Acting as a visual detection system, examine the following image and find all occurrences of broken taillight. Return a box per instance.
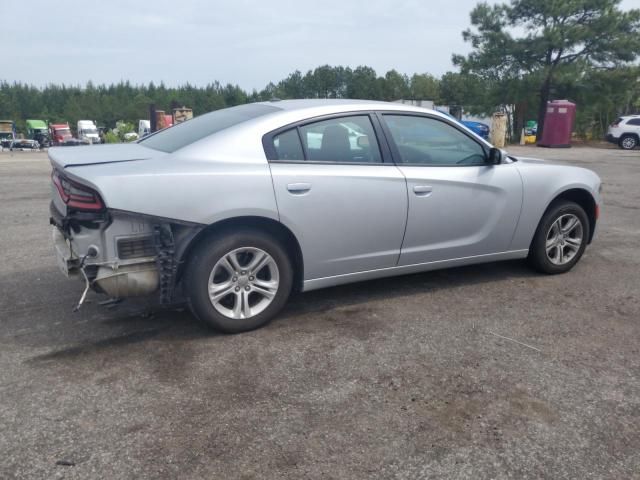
[52,170,105,211]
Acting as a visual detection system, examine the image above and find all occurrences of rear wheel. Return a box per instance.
[527,200,590,274]
[185,229,293,333]
[619,134,638,150]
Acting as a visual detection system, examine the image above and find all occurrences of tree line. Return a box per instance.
[1,0,638,140]
[0,68,441,134]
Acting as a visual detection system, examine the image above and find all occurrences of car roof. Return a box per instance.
[166,99,495,155]
[256,98,449,117]
[264,99,388,110]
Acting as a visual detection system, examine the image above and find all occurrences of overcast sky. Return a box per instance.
[3,0,638,91]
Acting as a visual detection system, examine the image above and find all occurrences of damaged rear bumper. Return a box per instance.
[52,227,77,277]
[50,202,200,305]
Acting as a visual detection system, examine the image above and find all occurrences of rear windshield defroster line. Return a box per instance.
[139,103,281,153]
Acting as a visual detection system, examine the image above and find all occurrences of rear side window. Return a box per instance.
[627,118,640,126]
[299,115,382,163]
[140,103,280,153]
[268,115,383,163]
[273,129,304,160]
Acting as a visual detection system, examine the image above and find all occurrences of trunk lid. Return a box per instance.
[49,143,163,169]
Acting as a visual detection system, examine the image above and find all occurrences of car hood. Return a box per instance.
[511,155,599,183]
[49,143,163,169]
[510,156,548,165]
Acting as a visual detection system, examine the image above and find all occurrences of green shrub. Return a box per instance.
[104,131,120,143]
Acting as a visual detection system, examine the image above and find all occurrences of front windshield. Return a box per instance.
[57,128,71,137]
[139,103,280,153]
[82,128,98,135]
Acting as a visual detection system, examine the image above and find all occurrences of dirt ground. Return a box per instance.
[0,145,639,479]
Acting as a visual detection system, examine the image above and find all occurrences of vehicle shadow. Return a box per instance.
[25,259,540,363]
[280,259,538,320]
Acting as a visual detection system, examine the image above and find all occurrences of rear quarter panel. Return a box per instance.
[63,131,279,225]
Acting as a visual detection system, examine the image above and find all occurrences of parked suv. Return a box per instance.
[606,115,640,150]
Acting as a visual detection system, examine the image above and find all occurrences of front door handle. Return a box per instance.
[413,185,433,196]
[287,182,312,194]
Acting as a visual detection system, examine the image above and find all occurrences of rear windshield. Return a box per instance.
[139,103,280,153]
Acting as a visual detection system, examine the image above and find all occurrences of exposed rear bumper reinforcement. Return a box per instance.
[153,223,177,305]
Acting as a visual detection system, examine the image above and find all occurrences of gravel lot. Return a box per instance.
[1,145,639,479]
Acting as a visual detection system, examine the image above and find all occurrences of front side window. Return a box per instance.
[383,115,487,166]
[299,115,382,163]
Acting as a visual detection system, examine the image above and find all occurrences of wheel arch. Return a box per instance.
[177,215,304,292]
[545,188,597,244]
[620,132,639,139]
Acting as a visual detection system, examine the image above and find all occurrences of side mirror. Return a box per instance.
[487,147,502,165]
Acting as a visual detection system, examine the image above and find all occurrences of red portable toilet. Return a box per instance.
[538,100,576,148]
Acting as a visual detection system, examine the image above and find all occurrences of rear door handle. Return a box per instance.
[413,185,433,196]
[287,182,312,194]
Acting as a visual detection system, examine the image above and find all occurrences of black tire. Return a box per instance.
[185,228,293,333]
[619,134,638,150]
[527,200,590,274]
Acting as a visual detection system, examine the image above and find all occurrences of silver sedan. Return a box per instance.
[49,100,602,332]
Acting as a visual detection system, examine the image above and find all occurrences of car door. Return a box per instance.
[379,113,522,266]
[265,113,407,280]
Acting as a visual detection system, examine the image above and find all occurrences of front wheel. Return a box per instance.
[185,229,293,333]
[527,200,590,274]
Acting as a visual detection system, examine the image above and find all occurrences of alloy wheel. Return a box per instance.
[545,214,584,265]
[207,247,280,319]
[621,136,637,150]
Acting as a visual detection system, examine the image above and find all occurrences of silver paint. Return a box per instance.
[49,100,602,297]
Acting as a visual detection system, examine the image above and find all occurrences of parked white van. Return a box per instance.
[139,120,151,139]
[77,120,100,144]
